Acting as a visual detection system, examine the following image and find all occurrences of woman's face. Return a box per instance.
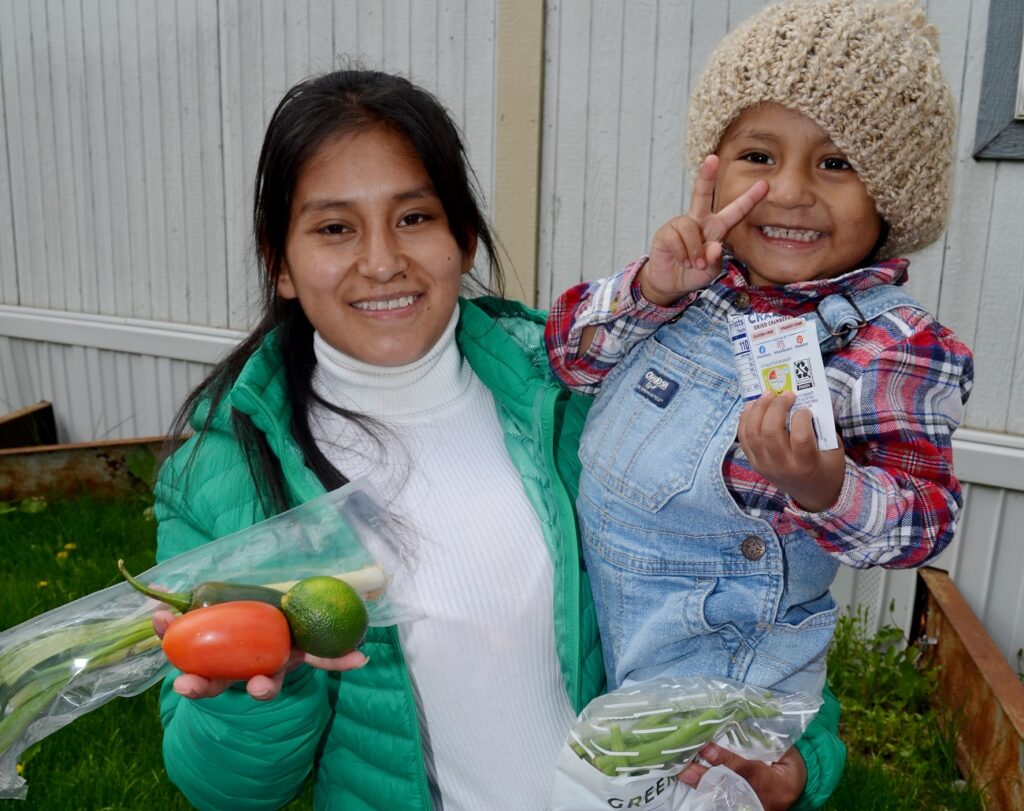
[277,126,475,366]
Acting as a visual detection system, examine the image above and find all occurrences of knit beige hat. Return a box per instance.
[686,0,956,258]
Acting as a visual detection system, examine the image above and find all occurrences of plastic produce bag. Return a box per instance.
[549,676,822,811]
[0,478,415,799]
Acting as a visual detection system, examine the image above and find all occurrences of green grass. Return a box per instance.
[0,495,988,809]
[0,495,315,810]
[823,610,986,810]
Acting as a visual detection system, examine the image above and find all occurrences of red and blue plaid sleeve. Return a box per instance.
[545,257,692,394]
[783,314,974,568]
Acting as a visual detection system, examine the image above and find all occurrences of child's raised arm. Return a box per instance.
[545,157,765,393]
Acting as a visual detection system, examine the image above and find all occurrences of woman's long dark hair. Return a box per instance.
[166,70,505,516]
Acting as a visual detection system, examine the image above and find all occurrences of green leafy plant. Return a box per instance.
[825,606,985,810]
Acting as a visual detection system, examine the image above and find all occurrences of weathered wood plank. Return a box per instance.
[918,568,1024,811]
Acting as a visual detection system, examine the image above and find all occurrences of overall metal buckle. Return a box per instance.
[819,294,868,337]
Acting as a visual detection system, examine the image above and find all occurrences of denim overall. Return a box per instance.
[577,281,922,693]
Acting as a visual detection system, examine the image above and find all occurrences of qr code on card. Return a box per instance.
[794,359,813,389]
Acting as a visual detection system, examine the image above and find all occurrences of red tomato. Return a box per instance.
[162,601,292,680]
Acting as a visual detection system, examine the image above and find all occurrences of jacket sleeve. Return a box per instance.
[153,437,336,811]
[792,683,846,809]
[545,257,692,394]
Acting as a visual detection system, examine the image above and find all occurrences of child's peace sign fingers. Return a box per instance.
[642,216,714,304]
[701,178,768,244]
[686,155,720,221]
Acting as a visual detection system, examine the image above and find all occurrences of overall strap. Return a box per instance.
[807,284,925,354]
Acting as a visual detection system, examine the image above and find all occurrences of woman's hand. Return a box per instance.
[738,391,846,512]
[679,742,807,811]
[642,155,767,305]
[152,610,368,701]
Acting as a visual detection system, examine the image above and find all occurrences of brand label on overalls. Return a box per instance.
[635,368,679,408]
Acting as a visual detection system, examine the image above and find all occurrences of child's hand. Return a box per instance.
[641,155,767,305]
[738,392,845,512]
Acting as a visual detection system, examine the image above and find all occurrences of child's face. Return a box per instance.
[276,126,474,366]
[713,104,883,287]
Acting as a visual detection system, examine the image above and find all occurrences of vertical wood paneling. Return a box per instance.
[647,0,692,242]
[613,0,657,268]
[537,0,589,305]
[579,2,624,287]
[50,0,84,313]
[463,1,495,204]
[972,160,1024,430]
[0,7,16,305]
[1,0,499,438]
[408,2,438,94]
[381,3,411,80]
[3,1,43,308]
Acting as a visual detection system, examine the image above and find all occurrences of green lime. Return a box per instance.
[280,576,369,657]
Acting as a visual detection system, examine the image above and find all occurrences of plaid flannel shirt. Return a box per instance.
[545,256,974,569]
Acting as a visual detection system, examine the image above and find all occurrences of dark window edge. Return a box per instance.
[973,0,1024,161]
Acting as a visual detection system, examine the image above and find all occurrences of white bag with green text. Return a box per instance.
[548,676,821,811]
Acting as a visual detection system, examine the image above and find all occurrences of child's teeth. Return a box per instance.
[761,226,821,242]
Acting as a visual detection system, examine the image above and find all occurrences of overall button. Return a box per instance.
[734,292,750,310]
[740,535,766,561]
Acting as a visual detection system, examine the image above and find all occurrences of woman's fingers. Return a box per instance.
[172,672,232,699]
[301,649,369,672]
[244,650,370,701]
[151,609,176,639]
[246,671,285,701]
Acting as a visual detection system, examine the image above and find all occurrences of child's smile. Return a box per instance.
[714,104,883,287]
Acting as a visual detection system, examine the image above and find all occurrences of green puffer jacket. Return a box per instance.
[154,297,844,810]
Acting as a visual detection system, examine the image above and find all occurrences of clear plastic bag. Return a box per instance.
[548,675,822,811]
[0,478,416,799]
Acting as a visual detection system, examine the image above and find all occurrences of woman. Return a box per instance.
[152,69,843,810]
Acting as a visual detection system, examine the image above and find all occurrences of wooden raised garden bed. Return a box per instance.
[916,567,1024,810]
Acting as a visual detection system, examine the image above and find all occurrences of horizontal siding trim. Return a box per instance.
[0,305,243,364]
[952,428,1024,491]
[3,307,1024,489]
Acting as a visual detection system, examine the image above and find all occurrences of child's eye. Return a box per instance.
[741,152,773,165]
[820,157,853,171]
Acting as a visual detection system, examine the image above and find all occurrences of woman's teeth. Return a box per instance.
[761,226,822,242]
[354,294,418,311]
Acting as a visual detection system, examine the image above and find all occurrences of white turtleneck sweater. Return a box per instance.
[309,311,576,810]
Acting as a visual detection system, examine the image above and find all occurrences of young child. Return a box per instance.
[546,0,974,696]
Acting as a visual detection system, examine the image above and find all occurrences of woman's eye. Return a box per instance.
[399,212,430,227]
[741,152,773,165]
[318,223,351,236]
[821,157,852,171]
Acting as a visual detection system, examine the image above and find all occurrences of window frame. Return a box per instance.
[973,0,1024,160]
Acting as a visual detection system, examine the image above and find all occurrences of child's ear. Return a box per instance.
[461,233,478,274]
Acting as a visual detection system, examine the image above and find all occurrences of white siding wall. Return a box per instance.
[0,0,498,437]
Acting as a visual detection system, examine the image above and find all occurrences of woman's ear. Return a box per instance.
[461,233,478,274]
[276,263,298,299]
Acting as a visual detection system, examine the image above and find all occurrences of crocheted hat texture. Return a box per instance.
[686,0,956,258]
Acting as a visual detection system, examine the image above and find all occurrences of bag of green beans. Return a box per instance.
[548,676,821,810]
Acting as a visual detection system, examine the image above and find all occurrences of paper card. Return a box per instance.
[728,313,838,451]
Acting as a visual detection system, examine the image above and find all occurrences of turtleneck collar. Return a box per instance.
[311,307,472,419]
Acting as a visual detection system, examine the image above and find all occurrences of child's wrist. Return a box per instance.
[637,260,686,307]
